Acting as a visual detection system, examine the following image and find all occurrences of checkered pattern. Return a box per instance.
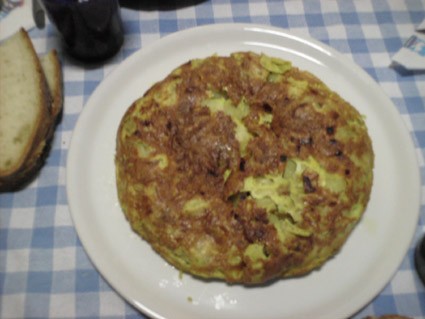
[1,0,425,318]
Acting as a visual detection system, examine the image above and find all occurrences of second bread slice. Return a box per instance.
[40,50,63,121]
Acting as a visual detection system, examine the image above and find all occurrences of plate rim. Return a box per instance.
[66,23,421,319]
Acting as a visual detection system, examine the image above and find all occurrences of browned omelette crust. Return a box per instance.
[115,52,374,284]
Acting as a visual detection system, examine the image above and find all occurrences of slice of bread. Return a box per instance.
[0,29,51,179]
[0,29,62,191]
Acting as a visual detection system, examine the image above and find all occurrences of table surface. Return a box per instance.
[1,0,425,318]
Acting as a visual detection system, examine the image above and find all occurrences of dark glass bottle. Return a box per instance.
[42,0,124,62]
[415,234,425,286]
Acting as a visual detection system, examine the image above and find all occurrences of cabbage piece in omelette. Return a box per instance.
[115,52,374,284]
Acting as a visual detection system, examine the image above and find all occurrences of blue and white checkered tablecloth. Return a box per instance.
[1,0,425,318]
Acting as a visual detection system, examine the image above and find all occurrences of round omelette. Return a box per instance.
[115,52,374,284]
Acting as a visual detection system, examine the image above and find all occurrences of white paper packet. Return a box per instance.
[391,19,425,71]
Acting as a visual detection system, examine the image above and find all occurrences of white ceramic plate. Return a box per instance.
[67,24,420,319]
